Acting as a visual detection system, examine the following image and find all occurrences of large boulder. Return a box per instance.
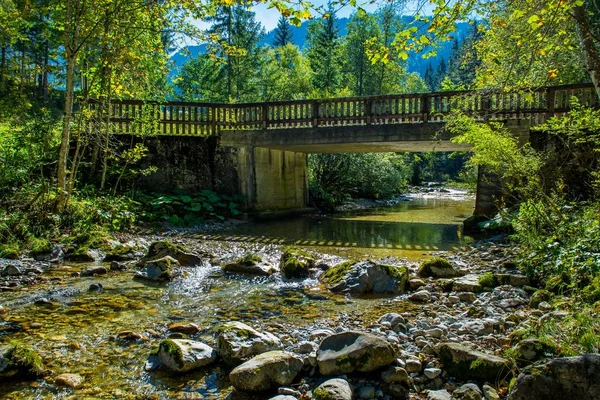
[135,256,180,281]
[217,321,282,365]
[509,354,600,400]
[0,342,44,381]
[229,351,303,392]
[436,342,508,382]
[222,254,274,276]
[140,241,203,266]
[317,331,397,375]
[314,378,353,400]
[418,257,462,278]
[280,247,314,279]
[155,339,217,373]
[321,261,408,294]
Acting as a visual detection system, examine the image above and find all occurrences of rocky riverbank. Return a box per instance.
[0,234,595,399]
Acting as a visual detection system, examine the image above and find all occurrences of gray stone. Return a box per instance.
[424,367,442,379]
[436,342,508,381]
[222,258,274,276]
[378,313,406,330]
[314,379,353,400]
[157,339,217,373]
[269,396,297,400]
[509,354,600,400]
[494,273,530,287]
[217,321,282,365]
[229,351,303,392]
[513,338,555,365]
[427,390,452,400]
[452,275,482,293]
[381,366,410,384]
[135,256,180,281]
[418,257,462,278]
[141,241,203,266]
[409,290,431,302]
[317,331,397,375]
[482,384,499,400]
[81,266,108,277]
[452,383,482,400]
[358,386,376,399]
[405,358,422,374]
[1,265,22,276]
[325,261,408,294]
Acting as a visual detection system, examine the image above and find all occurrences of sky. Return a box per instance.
[191,0,435,33]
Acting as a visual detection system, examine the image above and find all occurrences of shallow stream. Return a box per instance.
[0,193,475,399]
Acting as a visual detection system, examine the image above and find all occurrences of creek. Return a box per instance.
[0,192,475,399]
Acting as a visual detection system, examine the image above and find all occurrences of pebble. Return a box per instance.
[424,367,442,379]
[358,386,376,399]
[405,359,422,374]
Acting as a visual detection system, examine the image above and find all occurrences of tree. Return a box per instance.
[342,11,380,96]
[257,44,313,101]
[273,16,293,47]
[306,4,343,97]
[424,63,435,91]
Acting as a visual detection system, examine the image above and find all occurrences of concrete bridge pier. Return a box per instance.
[234,146,309,215]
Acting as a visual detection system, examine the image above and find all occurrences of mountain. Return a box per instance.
[170,18,471,80]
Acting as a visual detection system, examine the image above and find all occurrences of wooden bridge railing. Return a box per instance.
[88,83,599,136]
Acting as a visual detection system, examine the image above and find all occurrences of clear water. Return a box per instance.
[0,194,474,399]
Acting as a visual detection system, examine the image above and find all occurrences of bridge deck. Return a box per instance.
[91,83,598,138]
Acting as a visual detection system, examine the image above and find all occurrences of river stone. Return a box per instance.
[317,331,397,375]
[451,383,482,400]
[381,366,410,384]
[141,241,203,266]
[135,256,180,281]
[269,396,297,400]
[378,313,406,330]
[418,257,462,278]
[427,390,452,400]
[509,354,600,400]
[217,321,282,365]
[314,378,353,400]
[168,322,200,334]
[222,255,274,276]
[323,261,408,294]
[280,248,314,279]
[157,339,217,373]
[409,290,431,302]
[435,342,508,381]
[229,351,303,392]
[494,273,530,287]
[81,266,107,277]
[0,343,44,380]
[55,373,84,388]
[482,384,500,400]
[512,338,555,365]
[452,275,483,293]
[1,265,22,276]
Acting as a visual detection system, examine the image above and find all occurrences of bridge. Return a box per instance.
[96,83,598,216]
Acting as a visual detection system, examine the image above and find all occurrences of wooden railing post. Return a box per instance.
[312,101,319,128]
[422,94,430,122]
[365,98,372,125]
[262,104,268,130]
[211,106,217,134]
[546,88,556,120]
[481,95,491,121]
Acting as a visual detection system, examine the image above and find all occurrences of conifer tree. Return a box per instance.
[273,16,293,47]
[306,4,342,96]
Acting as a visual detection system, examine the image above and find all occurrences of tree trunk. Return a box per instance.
[57,54,76,209]
[574,5,600,99]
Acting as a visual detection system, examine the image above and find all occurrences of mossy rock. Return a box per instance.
[322,261,355,286]
[141,240,203,266]
[436,342,508,382]
[104,244,136,262]
[529,289,552,308]
[478,272,499,288]
[418,257,462,278]
[280,247,315,279]
[135,256,180,281]
[222,253,273,276]
[29,238,53,257]
[0,243,21,260]
[0,342,44,381]
[158,339,184,369]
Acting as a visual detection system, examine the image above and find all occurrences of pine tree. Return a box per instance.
[343,12,380,95]
[424,63,435,91]
[206,3,264,101]
[273,16,293,47]
[434,58,447,90]
[306,4,342,96]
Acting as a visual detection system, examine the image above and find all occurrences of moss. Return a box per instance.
[4,342,44,378]
[380,264,409,291]
[148,240,190,257]
[478,272,499,288]
[159,339,184,369]
[281,247,314,279]
[0,243,21,259]
[314,386,333,400]
[529,289,552,308]
[418,256,454,277]
[29,237,53,256]
[322,260,355,286]
[508,377,517,393]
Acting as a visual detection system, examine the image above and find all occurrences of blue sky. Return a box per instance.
[191,0,435,32]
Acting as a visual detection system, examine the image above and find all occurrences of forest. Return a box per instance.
[1,0,600,398]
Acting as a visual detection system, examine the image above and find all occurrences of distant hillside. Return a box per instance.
[170,18,471,80]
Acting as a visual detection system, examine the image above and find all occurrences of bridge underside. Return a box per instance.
[222,123,470,153]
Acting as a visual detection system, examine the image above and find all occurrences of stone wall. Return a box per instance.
[135,135,240,196]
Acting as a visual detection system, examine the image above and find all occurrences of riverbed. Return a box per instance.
[0,192,486,399]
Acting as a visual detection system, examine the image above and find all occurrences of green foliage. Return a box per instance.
[143,190,244,226]
[308,153,411,209]
[478,272,498,288]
